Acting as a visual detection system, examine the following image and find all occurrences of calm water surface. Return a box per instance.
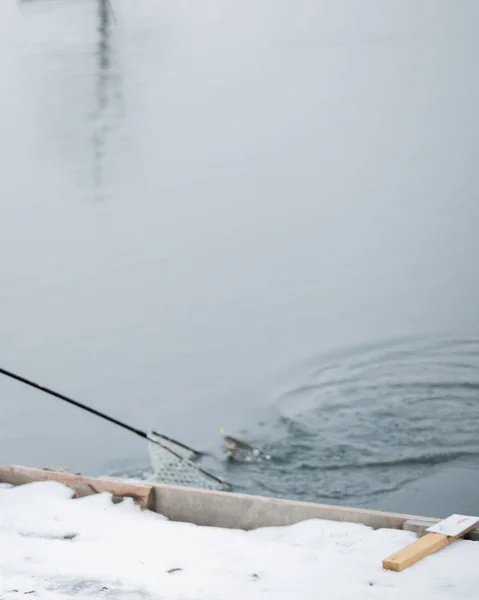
[0,0,478,517]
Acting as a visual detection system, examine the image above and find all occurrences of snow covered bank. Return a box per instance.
[1,481,478,599]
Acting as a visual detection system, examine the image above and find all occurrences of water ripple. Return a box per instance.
[105,336,479,507]
[220,336,479,504]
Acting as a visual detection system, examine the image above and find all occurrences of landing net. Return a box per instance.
[147,430,230,491]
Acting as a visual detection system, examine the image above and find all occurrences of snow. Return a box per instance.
[1,482,478,599]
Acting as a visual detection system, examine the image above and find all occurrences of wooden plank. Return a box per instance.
[0,464,154,509]
[383,519,479,572]
[383,532,449,572]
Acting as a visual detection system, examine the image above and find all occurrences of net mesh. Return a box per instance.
[147,430,229,491]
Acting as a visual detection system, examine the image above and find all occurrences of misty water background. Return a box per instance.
[1,0,478,517]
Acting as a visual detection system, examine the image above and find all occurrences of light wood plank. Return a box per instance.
[383,521,478,572]
[383,532,449,572]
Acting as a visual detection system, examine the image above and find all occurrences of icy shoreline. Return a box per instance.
[1,481,478,599]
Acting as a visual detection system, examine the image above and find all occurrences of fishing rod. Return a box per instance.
[0,366,231,489]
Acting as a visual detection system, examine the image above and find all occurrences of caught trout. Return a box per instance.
[220,429,271,462]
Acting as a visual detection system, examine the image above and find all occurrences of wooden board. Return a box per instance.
[383,532,449,572]
[0,464,154,509]
[383,519,479,572]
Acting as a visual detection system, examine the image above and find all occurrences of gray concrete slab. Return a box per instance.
[152,483,419,531]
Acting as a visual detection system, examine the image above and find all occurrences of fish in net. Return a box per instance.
[147,430,231,491]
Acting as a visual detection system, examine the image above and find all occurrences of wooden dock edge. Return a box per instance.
[0,464,478,541]
[0,464,154,510]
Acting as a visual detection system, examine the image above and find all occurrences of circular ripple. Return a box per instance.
[104,336,479,507]
[223,336,479,504]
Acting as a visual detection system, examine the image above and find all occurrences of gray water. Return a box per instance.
[1,0,478,518]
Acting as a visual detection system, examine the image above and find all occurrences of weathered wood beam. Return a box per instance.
[0,464,153,509]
